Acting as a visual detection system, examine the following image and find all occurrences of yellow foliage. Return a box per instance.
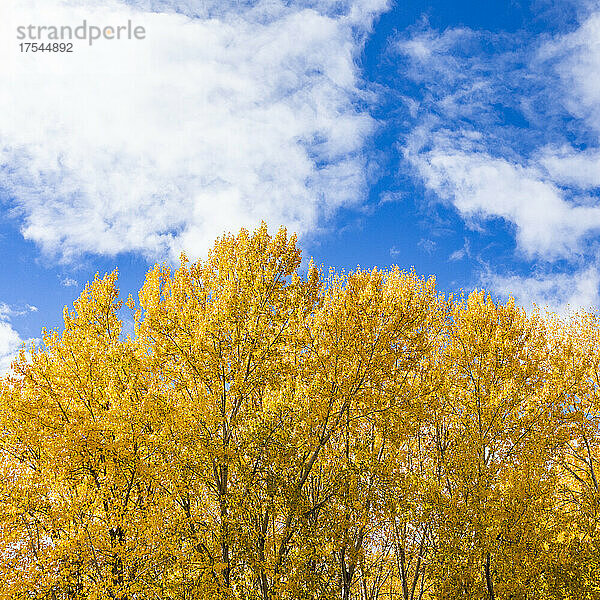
[0,224,599,599]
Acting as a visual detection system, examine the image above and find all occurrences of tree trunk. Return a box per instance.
[484,552,495,600]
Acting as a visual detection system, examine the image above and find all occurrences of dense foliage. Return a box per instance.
[2,224,600,599]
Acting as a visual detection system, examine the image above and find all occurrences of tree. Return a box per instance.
[0,271,162,599]
[1,224,600,599]
[424,292,566,599]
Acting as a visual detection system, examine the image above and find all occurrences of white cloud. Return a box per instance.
[396,26,475,63]
[0,304,27,375]
[0,0,389,261]
[60,277,78,288]
[449,238,470,261]
[119,0,389,23]
[0,303,38,318]
[399,11,600,252]
[0,321,23,375]
[539,11,600,132]
[537,145,600,189]
[397,10,600,310]
[417,237,436,254]
[449,248,465,261]
[484,267,600,315]
[408,144,600,259]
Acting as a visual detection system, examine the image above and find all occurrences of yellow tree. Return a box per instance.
[135,225,447,599]
[0,271,166,599]
[542,312,600,598]
[287,267,446,600]
[427,292,566,599]
[135,224,323,598]
[3,223,600,600]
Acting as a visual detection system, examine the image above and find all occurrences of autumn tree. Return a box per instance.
[1,224,600,600]
[0,271,165,599]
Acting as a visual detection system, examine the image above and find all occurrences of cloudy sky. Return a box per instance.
[0,0,598,370]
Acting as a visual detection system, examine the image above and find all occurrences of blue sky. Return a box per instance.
[0,0,598,370]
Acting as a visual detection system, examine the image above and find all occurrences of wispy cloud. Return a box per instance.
[0,303,38,318]
[417,237,436,254]
[449,238,470,261]
[484,267,600,315]
[394,7,600,311]
[60,277,78,288]
[0,0,389,262]
[408,141,600,259]
[0,303,37,374]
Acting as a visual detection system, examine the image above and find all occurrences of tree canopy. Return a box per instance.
[1,224,600,599]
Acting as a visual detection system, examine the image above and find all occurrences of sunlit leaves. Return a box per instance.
[1,225,599,599]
